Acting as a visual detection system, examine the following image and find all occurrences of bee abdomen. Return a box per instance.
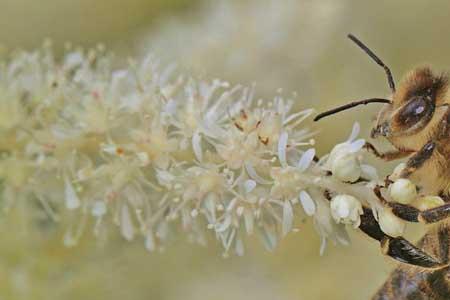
[372,268,428,299]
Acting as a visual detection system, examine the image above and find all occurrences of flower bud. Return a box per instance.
[389,178,417,204]
[378,208,406,237]
[326,143,350,168]
[389,163,406,181]
[412,196,445,211]
[330,194,363,228]
[331,153,361,183]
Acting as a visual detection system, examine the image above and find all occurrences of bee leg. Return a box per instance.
[358,206,385,240]
[380,236,446,269]
[388,202,450,224]
[372,185,450,224]
[364,142,413,161]
[359,206,446,268]
[400,141,436,178]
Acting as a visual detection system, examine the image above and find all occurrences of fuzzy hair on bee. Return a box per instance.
[372,66,450,197]
[316,34,450,299]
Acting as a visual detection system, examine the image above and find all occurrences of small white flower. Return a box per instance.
[217,132,260,170]
[378,208,406,237]
[270,167,302,199]
[330,195,363,228]
[326,122,365,182]
[389,178,417,204]
[257,111,282,146]
[331,153,361,183]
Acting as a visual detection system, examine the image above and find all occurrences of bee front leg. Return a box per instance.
[364,142,413,161]
[387,202,450,224]
[399,141,436,178]
[373,181,450,225]
[359,206,446,268]
[380,140,450,224]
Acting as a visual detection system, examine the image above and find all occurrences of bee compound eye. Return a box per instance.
[397,97,431,127]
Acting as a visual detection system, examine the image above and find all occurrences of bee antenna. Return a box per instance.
[314,98,391,122]
[348,34,396,93]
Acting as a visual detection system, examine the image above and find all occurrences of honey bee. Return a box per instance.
[315,34,450,299]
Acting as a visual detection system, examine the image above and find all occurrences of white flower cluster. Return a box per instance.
[0,45,441,256]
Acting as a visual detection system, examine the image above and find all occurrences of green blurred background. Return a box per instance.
[1,0,449,299]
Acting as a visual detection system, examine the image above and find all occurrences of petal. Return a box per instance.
[259,225,277,251]
[243,209,254,235]
[64,176,80,210]
[245,162,272,185]
[145,229,156,252]
[299,190,316,216]
[244,179,257,193]
[235,236,245,256]
[282,200,294,236]
[91,201,107,217]
[283,108,314,126]
[120,204,135,241]
[192,131,203,163]
[349,138,365,153]
[164,99,177,115]
[215,214,232,233]
[347,122,360,142]
[335,225,351,245]
[297,148,316,171]
[319,237,327,256]
[278,131,289,168]
[227,198,238,212]
[361,164,378,180]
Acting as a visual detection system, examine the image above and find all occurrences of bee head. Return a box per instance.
[371,67,448,140]
[315,35,449,151]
